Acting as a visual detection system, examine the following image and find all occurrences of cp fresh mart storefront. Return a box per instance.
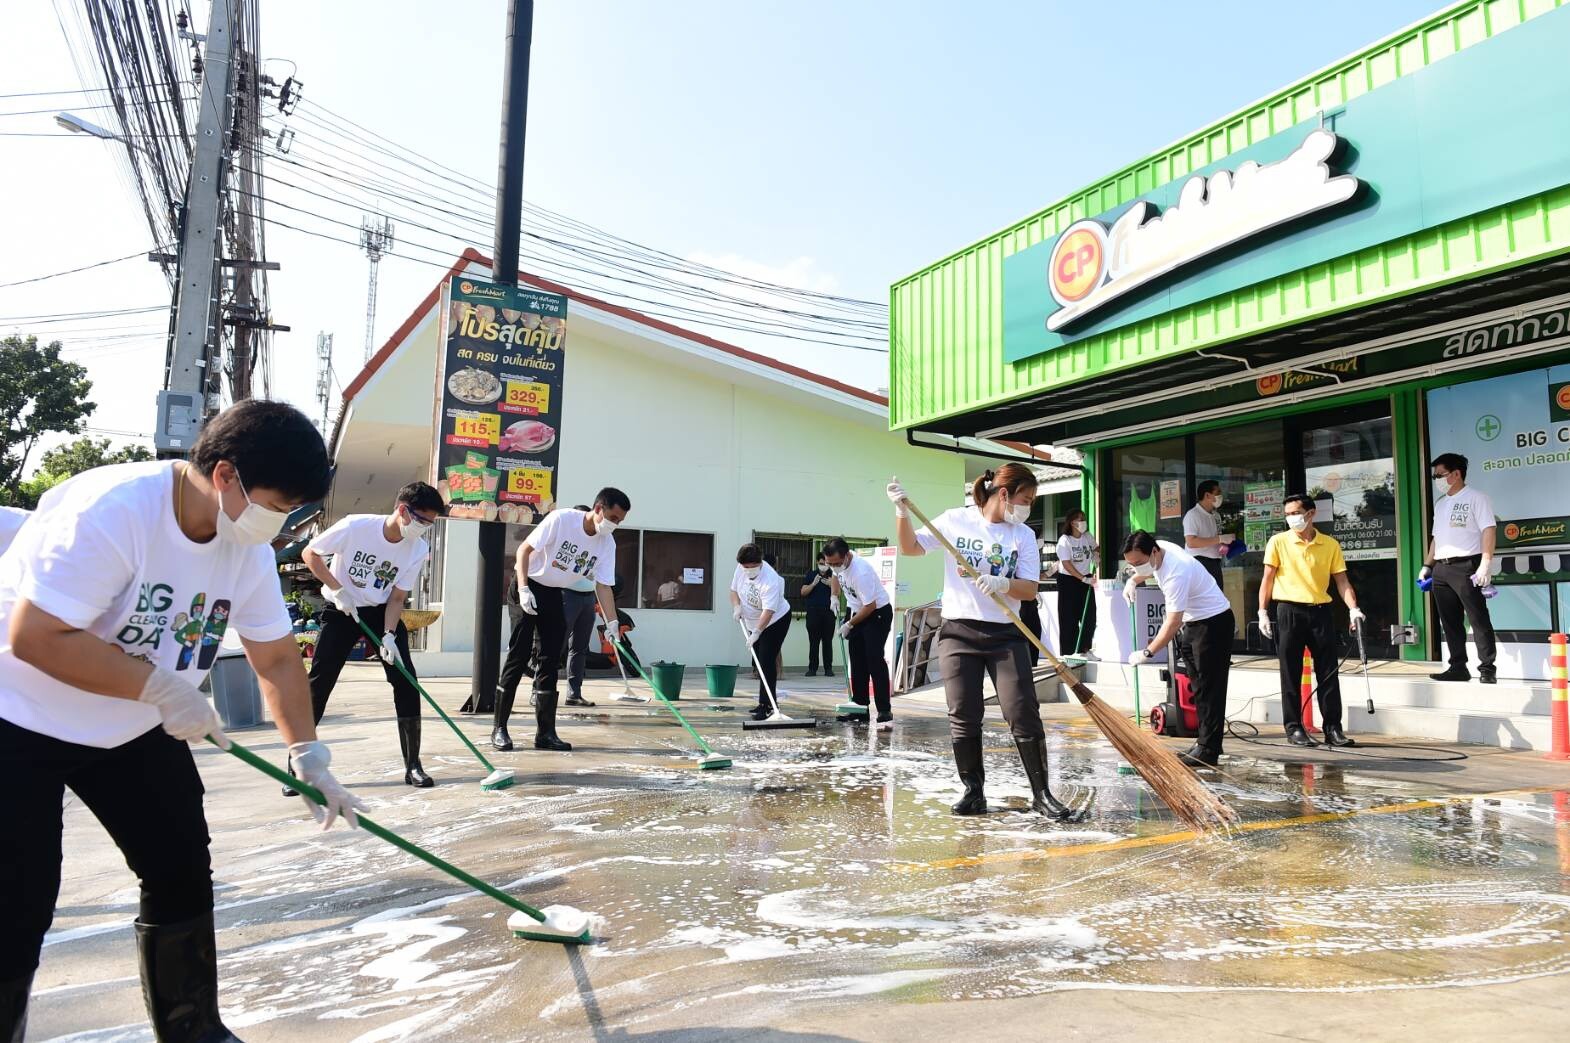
[891,0,1570,680]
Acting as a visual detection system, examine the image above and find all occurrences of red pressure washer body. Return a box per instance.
[1149,654,1200,738]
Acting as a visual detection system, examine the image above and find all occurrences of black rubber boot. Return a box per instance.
[1014,736,1080,821]
[135,912,241,1042]
[491,686,515,752]
[0,971,32,1043]
[398,718,434,787]
[534,689,573,751]
[949,737,987,816]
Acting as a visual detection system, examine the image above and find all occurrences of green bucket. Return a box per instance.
[704,664,738,699]
[650,661,686,700]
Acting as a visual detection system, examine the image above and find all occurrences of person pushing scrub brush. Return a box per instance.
[886,465,1081,820]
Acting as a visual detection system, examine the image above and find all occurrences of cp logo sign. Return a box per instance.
[1047,220,1108,307]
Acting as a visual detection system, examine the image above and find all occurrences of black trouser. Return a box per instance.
[0,719,212,979]
[804,606,835,672]
[938,618,1044,741]
[750,613,793,710]
[847,603,894,718]
[500,579,566,700]
[1274,601,1343,732]
[1056,580,1096,656]
[1432,555,1497,677]
[1197,556,1223,587]
[308,605,419,720]
[560,588,598,698]
[1181,608,1234,757]
[1018,596,1043,666]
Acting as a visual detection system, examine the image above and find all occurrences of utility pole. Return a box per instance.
[157,0,233,455]
[360,215,395,361]
[314,332,335,431]
[471,0,534,709]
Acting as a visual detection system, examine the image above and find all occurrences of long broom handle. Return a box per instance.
[353,616,498,774]
[216,736,548,925]
[898,495,1078,688]
[605,633,719,756]
[738,617,782,714]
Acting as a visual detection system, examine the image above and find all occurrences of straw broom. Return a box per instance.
[898,492,1237,833]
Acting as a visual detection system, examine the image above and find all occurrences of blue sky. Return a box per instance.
[1,0,1443,450]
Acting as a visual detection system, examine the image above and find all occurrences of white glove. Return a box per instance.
[973,573,1011,597]
[886,477,908,518]
[378,632,399,665]
[1127,649,1148,667]
[321,584,349,614]
[138,668,229,748]
[1257,609,1273,640]
[520,586,538,615]
[1471,562,1492,587]
[1348,607,1366,632]
[1123,578,1139,605]
[288,740,364,831]
[838,621,853,639]
[732,604,744,620]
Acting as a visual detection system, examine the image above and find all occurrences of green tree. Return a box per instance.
[0,335,95,505]
[16,436,155,508]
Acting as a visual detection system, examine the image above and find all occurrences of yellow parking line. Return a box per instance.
[896,785,1564,873]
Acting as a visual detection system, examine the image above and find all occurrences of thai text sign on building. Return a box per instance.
[433,276,567,525]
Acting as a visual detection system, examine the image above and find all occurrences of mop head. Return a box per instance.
[481,768,516,791]
[697,753,733,770]
[508,905,592,944]
[743,713,818,731]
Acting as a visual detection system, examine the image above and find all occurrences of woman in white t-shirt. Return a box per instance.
[729,544,792,719]
[0,401,361,1042]
[887,464,1081,822]
[1054,508,1099,660]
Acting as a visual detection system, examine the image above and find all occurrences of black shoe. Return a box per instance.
[491,686,516,751]
[564,693,596,707]
[1324,726,1358,748]
[950,737,987,816]
[1479,673,1497,685]
[398,718,434,787]
[1285,725,1316,747]
[281,754,299,798]
[1015,736,1084,822]
[135,912,240,1043]
[0,970,32,1043]
[1429,668,1470,682]
[1179,749,1220,769]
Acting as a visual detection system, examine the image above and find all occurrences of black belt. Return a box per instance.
[1435,555,1481,564]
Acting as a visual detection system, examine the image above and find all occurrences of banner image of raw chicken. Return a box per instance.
[432,275,568,525]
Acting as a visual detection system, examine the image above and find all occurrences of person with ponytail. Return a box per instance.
[885,465,1078,820]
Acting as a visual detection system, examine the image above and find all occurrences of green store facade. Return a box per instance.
[891,0,1570,671]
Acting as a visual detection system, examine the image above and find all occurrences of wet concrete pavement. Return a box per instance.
[29,667,1570,1041]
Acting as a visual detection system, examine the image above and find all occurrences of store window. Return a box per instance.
[640,531,714,610]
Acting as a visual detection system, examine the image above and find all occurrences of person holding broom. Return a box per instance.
[729,543,792,720]
[886,465,1081,820]
[0,400,362,1042]
[493,488,630,752]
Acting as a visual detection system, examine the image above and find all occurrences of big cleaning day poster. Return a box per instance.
[432,276,568,524]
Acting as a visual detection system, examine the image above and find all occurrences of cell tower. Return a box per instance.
[359,215,395,361]
[314,332,335,431]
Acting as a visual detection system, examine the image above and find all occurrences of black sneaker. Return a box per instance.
[1285,725,1316,747]
[1429,668,1470,682]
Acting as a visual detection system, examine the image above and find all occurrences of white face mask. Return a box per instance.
[216,472,290,547]
[743,566,761,580]
[1130,561,1155,578]
[1007,502,1031,525]
[595,515,619,536]
[1286,514,1309,532]
[1072,521,1087,535]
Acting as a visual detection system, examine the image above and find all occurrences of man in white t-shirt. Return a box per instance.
[1183,480,1234,586]
[729,544,793,719]
[1422,452,1498,683]
[824,538,895,726]
[0,400,360,1042]
[301,482,445,790]
[1123,530,1234,768]
[494,487,631,752]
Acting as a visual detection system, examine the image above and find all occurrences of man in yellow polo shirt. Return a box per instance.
[1257,493,1366,748]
